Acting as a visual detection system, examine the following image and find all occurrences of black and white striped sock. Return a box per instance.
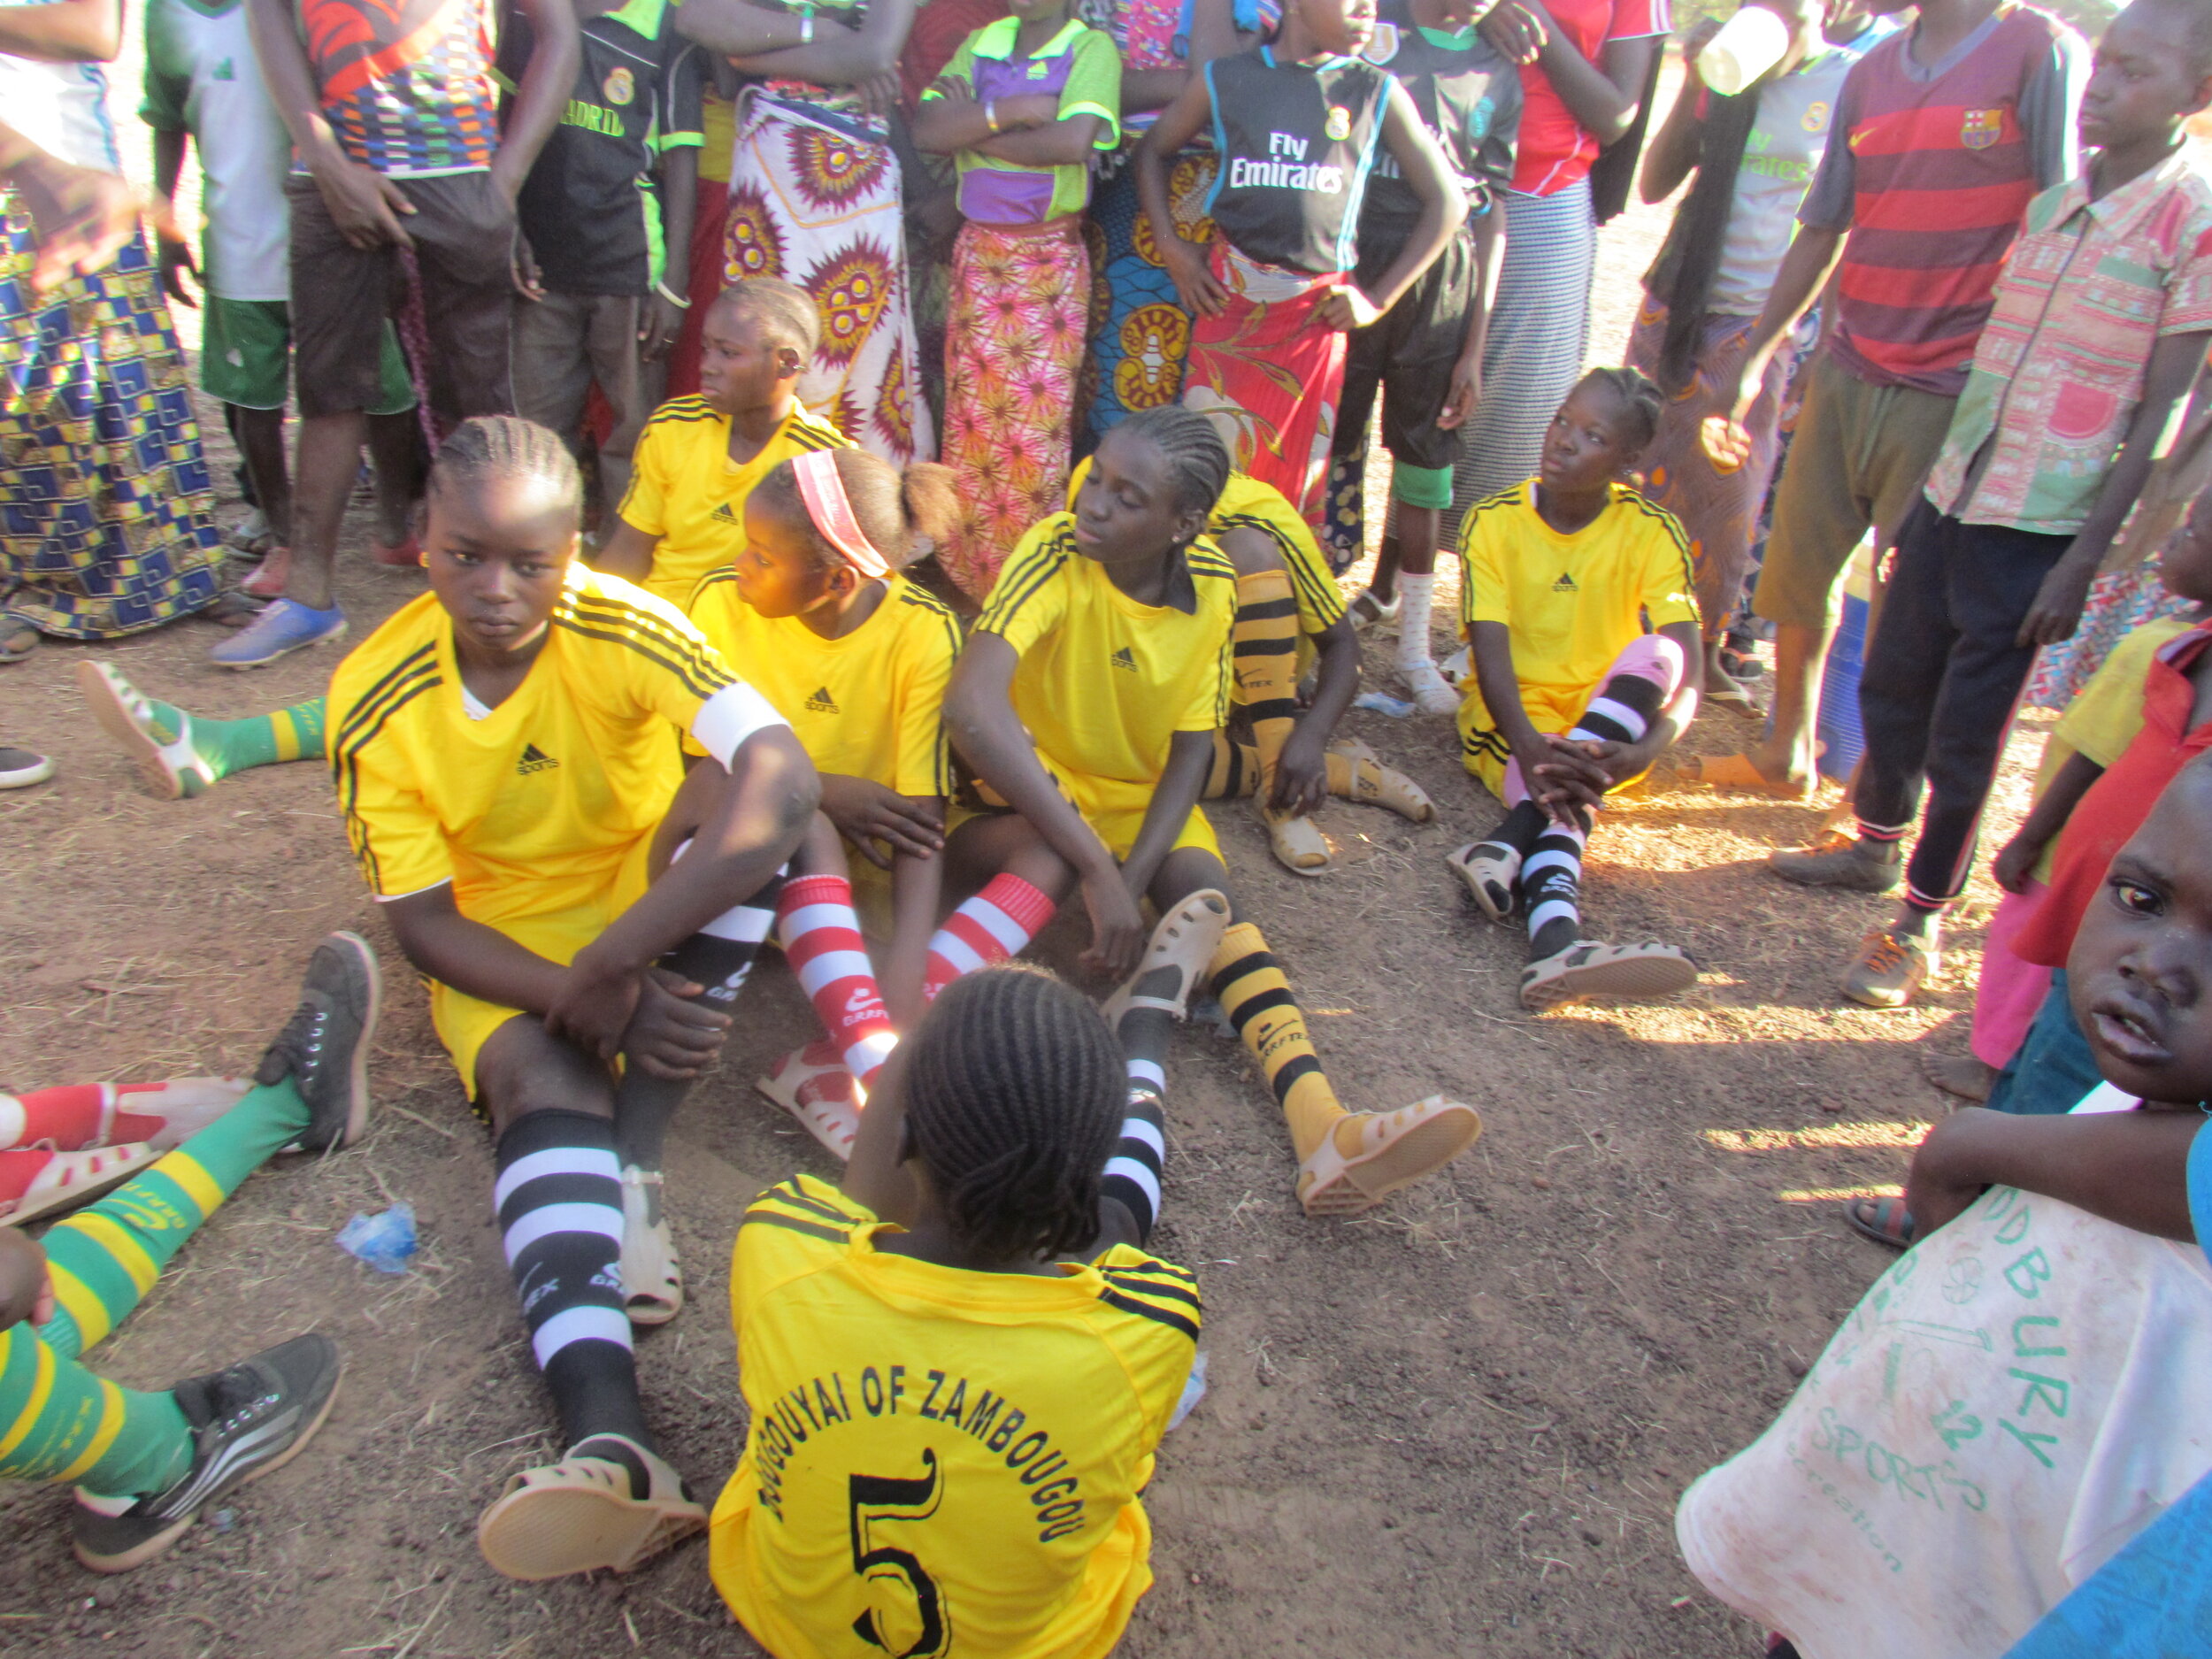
[1100,1094,1166,1246]
[494,1110,648,1459]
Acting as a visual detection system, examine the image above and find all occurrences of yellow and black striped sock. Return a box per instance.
[1209,922,1344,1161]
[1233,571,1302,810]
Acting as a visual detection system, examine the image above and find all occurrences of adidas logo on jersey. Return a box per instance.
[805,686,838,712]
[1110,646,1138,671]
[711,501,741,524]
[1552,572,1579,592]
[516,743,560,775]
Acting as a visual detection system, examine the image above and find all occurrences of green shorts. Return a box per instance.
[201,296,415,416]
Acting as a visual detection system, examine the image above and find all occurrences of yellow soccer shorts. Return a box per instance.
[428,833,658,1102]
[965,761,1220,864]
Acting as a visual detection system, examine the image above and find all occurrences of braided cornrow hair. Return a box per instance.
[1118,405,1231,526]
[427,415,583,522]
[1578,365,1663,458]
[902,964,1126,1262]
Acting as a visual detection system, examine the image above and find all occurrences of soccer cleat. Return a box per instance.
[257,933,382,1153]
[0,1143,162,1226]
[1767,831,1902,893]
[477,1434,707,1580]
[1841,928,1939,1010]
[209,598,347,668]
[72,1333,342,1572]
[75,661,216,800]
[1296,1095,1483,1217]
[1446,840,1521,923]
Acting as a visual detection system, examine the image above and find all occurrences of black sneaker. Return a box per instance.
[257,931,381,1152]
[72,1333,342,1572]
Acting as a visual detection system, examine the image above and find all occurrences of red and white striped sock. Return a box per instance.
[777,875,899,1097]
[923,875,1057,1002]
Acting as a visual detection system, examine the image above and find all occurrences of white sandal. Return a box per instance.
[1519,940,1699,1011]
[1101,890,1231,1030]
[1446,840,1520,923]
[1348,589,1399,631]
[1261,807,1333,876]
[1327,736,1435,823]
[756,1041,860,1161]
[1297,1095,1483,1217]
[476,1434,706,1581]
[618,1166,681,1326]
[1401,659,1461,716]
[75,662,212,800]
[0,1143,162,1226]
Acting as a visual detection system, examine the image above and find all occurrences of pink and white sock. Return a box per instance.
[777,875,899,1097]
[923,875,1057,1002]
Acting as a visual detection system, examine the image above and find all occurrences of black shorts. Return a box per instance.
[288,171,517,421]
[1335,218,1479,474]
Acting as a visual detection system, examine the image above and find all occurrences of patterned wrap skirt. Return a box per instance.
[1079,150,1218,452]
[938,219,1091,603]
[1181,243,1345,527]
[0,214,221,639]
[722,88,934,465]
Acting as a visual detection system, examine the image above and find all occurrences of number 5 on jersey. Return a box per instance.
[850,1451,949,1657]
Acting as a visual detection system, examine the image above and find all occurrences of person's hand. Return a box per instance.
[1678,16,1724,87]
[1318,285,1384,331]
[1439,351,1483,430]
[1269,726,1331,817]
[544,945,646,1063]
[1531,733,1622,815]
[1903,1108,2002,1239]
[1479,0,1546,64]
[157,233,200,308]
[511,234,546,302]
[309,151,416,250]
[618,965,734,1079]
[0,1229,53,1332]
[6,153,183,293]
[640,287,685,359]
[2016,556,2099,649]
[1509,731,1573,818]
[1992,831,2043,895]
[487,150,528,214]
[855,68,902,119]
[818,774,946,867]
[1160,236,1226,318]
[992,92,1062,130]
[1078,864,1147,980]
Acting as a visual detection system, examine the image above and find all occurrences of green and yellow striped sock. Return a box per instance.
[0,1323,193,1495]
[39,1077,309,1359]
[148,696,326,783]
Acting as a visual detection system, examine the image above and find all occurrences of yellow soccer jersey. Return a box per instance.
[976,514,1236,787]
[687,569,962,797]
[710,1177,1201,1659]
[1065,458,1346,640]
[327,565,786,931]
[1455,480,1699,785]
[618,397,850,609]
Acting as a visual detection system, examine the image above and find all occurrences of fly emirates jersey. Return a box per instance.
[710,1177,1202,1659]
[1202,46,1391,275]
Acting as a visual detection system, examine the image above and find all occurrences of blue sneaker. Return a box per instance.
[210,598,347,668]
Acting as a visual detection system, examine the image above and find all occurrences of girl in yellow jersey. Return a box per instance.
[326,418,821,1581]
[945,405,1481,1218]
[711,964,1200,1659]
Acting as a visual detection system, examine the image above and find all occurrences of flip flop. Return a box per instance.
[0,618,37,663]
[0,747,55,789]
[618,1166,681,1326]
[1520,940,1699,1011]
[1101,889,1231,1029]
[1679,751,1815,803]
[476,1434,707,1580]
[1704,683,1763,719]
[1446,840,1519,923]
[1263,808,1333,876]
[1842,1194,1916,1250]
[756,1041,859,1161]
[1327,736,1435,822]
[1297,1094,1483,1217]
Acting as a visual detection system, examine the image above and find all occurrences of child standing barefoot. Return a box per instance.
[1446,367,1705,1010]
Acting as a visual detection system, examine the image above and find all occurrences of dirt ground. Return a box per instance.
[0,61,2055,1659]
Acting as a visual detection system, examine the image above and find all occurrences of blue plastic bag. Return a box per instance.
[334,1202,417,1274]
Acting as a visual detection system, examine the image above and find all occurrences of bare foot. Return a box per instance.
[1920,1050,1995,1103]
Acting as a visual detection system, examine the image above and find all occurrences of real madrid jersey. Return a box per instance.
[710,1177,1201,1659]
[618,397,850,609]
[327,565,784,930]
[975,515,1238,786]
[687,569,962,796]
[1202,46,1391,276]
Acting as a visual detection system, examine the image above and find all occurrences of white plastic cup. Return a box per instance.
[1697,5,1789,96]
